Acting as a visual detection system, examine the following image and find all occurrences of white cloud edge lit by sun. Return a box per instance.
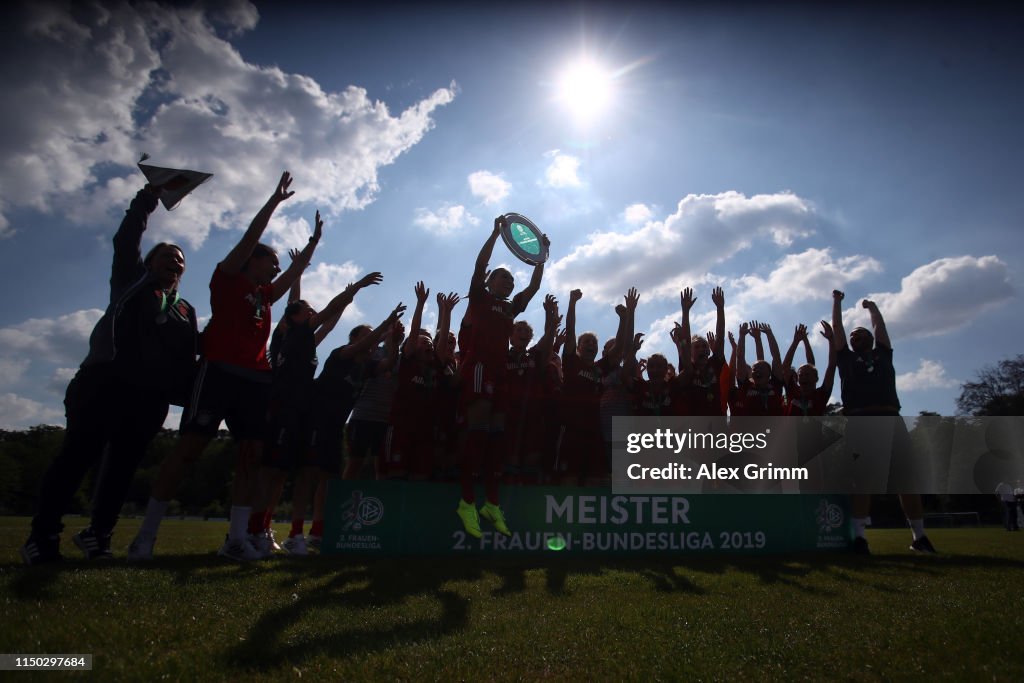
[0,1,457,250]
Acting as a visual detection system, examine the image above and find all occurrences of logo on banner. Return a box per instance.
[341,490,384,531]
[814,498,849,549]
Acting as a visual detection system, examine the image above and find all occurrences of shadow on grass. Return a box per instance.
[5,549,1023,673]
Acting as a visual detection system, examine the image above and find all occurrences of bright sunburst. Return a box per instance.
[556,59,613,126]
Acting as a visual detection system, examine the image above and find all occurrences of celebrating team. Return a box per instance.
[21,171,934,564]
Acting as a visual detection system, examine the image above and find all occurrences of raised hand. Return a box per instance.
[739,321,750,336]
[272,171,295,204]
[414,281,429,304]
[819,320,834,341]
[711,286,725,308]
[795,323,808,342]
[706,331,716,348]
[355,271,383,289]
[388,303,407,322]
[680,287,697,311]
[438,291,460,312]
[625,287,640,312]
[570,289,583,303]
[311,210,323,243]
[861,299,877,310]
[288,248,302,264]
[728,331,737,350]
[670,322,683,344]
[749,321,763,338]
[833,289,845,302]
[634,332,645,351]
[543,293,558,312]
[493,215,506,234]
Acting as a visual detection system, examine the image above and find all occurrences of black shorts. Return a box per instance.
[264,401,315,470]
[180,361,271,441]
[347,419,388,460]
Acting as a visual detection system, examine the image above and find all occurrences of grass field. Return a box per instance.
[2,517,1023,681]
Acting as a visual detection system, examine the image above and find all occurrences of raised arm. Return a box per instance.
[337,303,407,360]
[782,324,804,382]
[563,288,582,361]
[471,217,504,294]
[404,281,430,359]
[535,294,560,363]
[819,321,838,397]
[285,249,303,303]
[831,289,849,352]
[511,235,550,315]
[749,321,766,362]
[311,271,383,346]
[610,287,639,368]
[272,210,322,303]
[711,286,726,360]
[761,323,784,382]
[435,291,461,362]
[680,287,695,353]
[736,322,751,384]
[111,185,162,292]
[221,171,294,275]
[862,299,891,349]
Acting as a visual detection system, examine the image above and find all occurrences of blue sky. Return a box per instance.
[0,1,1021,428]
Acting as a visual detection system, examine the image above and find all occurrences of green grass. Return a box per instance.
[2,517,1023,681]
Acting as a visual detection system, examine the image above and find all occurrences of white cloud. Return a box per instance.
[896,359,959,392]
[0,309,102,365]
[0,358,30,386]
[840,255,1013,340]
[542,150,582,188]
[547,191,817,304]
[413,204,479,236]
[623,203,653,225]
[468,171,511,206]
[47,367,78,395]
[736,248,882,304]
[0,393,63,430]
[0,1,456,247]
[296,261,365,322]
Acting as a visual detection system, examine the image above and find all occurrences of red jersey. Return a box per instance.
[458,287,516,368]
[391,356,449,425]
[561,355,610,425]
[685,356,726,416]
[729,378,786,417]
[201,267,273,371]
[633,378,685,416]
[785,377,830,417]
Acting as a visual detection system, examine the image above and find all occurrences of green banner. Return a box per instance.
[322,482,853,555]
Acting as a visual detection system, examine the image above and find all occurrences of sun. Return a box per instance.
[556,59,613,126]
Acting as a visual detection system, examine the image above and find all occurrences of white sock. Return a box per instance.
[909,518,925,541]
[229,506,251,541]
[853,517,869,539]
[139,498,168,537]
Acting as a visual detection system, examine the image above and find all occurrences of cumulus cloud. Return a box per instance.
[547,191,817,304]
[841,255,1013,339]
[0,393,63,429]
[623,203,653,225]
[736,248,882,304]
[0,309,102,365]
[413,204,479,236]
[468,171,511,206]
[896,359,959,392]
[0,358,30,386]
[0,1,456,247]
[296,261,365,322]
[542,150,582,188]
[47,367,78,395]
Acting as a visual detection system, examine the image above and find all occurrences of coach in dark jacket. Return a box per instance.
[22,183,198,564]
